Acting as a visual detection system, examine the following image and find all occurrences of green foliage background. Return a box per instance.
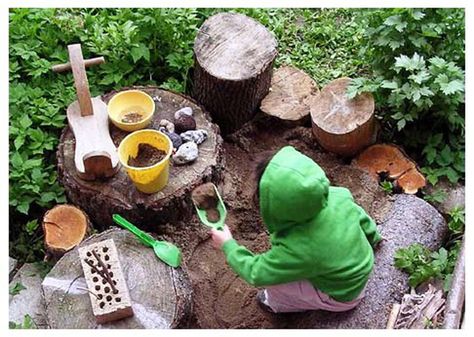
[9,8,464,263]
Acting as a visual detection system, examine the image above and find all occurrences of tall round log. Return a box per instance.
[310,77,375,157]
[57,87,224,231]
[193,12,278,135]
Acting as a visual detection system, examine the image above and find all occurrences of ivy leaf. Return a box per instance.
[9,282,26,296]
[394,53,425,71]
[441,80,464,95]
[381,80,398,89]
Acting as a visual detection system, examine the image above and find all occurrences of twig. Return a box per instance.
[83,258,117,294]
[386,303,401,329]
[91,249,118,293]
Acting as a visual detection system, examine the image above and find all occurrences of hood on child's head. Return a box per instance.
[259,146,329,234]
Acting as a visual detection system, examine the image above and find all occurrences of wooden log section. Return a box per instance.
[42,228,192,328]
[443,239,465,329]
[42,204,91,260]
[57,87,224,231]
[353,143,426,194]
[260,65,319,124]
[193,12,277,135]
[310,77,375,157]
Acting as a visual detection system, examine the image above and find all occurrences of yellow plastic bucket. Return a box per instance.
[118,129,173,194]
[107,90,155,132]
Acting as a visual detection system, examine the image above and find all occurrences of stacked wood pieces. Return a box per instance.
[353,143,426,194]
[310,77,375,157]
[260,65,319,124]
[43,204,91,260]
[391,284,445,329]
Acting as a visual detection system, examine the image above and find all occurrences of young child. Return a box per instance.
[210,146,382,313]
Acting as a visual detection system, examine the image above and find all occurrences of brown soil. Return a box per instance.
[156,115,392,328]
[121,111,144,123]
[127,143,166,168]
[192,183,220,223]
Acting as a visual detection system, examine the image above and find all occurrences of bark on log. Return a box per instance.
[443,239,465,329]
[353,143,426,194]
[42,228,192,329]
[260,65,319,124]
[311,77,375,156]
[193,12,277,135]
[42,204,91,260]
[57,87,224,231]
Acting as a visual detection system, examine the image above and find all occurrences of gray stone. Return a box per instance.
[163,131,183,149]
[9,263,48,328]
[159,119,175,133]
[9,257,18,281]
[425,179,465,214]
[180,129,208,145]
[286,194,447,328]
[173,142,198,165]
[174,107,193,120]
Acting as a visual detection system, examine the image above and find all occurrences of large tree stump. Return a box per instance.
[57,87,224,231]
[260,65,319,125]
[193,12,277,135]
[311,77,375,157]
[42,228,192,329]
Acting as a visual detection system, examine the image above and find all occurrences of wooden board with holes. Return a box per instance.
[78,239,133,324]
[67,97,120,180]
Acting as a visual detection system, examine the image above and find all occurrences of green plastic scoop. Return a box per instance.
[112,214,181,268]
[192,183,227,231]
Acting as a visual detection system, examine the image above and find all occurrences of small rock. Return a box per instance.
[180,129,208,145]
[173,142,198,165]
[425,179,465,214]
[164,132,183,149]
[10,263,48,328]
[174,107,193,119]
[174,115,196,134]
[159,119,175,133]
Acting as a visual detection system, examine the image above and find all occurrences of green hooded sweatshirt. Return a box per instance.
[222,146,381,302]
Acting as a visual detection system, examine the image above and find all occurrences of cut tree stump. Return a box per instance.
[310,77,375,156]
[353,143,426,194]
[260,65,319,124]
[42,228,192,329]
[193,12,277,135]
[57,87,224,231]
[443,239,465,329]
[43,204,91,260]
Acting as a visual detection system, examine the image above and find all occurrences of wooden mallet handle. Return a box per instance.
[52,57,105,73]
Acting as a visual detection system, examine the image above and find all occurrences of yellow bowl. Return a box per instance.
[107,90,155,132]
[118,129,173,194]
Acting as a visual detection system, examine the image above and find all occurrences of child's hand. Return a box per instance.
[210,225,233,249]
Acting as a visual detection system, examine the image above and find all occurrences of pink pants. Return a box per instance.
[265,280,365,313]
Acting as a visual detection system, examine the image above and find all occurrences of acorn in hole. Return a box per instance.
[106,295,112,302]
[99,302,105,309]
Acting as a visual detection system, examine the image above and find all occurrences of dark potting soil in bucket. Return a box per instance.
[128,143,166,168]
[121,111,144,123]
[192,182,220,222]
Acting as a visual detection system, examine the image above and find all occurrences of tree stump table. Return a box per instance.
[42,228,192,328]
[57,87,224,230]
[193,12,278,135]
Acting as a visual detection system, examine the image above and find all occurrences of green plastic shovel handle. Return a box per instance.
[193,184,227,230]
[112,214,155,247]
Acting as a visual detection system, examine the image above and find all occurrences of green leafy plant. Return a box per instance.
[447,207,465,235]
[9,282,26,296]
[380,180,394,194]
[9,315,37,329]
[347,9,465,185]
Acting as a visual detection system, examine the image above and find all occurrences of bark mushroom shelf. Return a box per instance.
[57,87,224,230]
[193,12,277,135]
[310,77,376,157]
[42,228,192,329]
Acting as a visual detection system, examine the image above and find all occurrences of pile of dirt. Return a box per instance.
[122,112,144,123]
[127,143,166,167]
[192,183,220,223]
